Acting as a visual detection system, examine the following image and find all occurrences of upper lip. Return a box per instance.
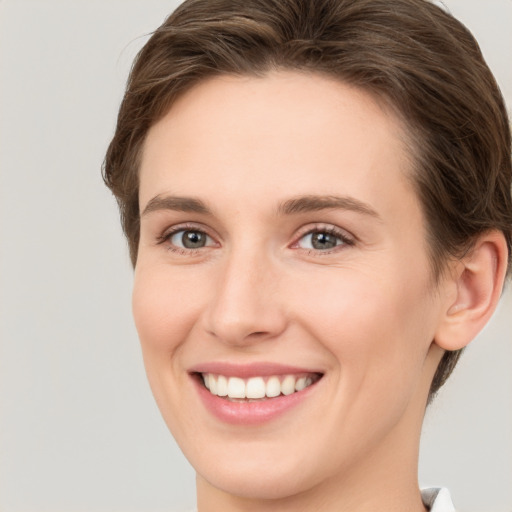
[188,361,324,379]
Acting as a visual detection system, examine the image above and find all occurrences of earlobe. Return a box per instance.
[434,231,508,351]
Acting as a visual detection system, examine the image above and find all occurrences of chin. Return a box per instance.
[197,458,321,501]
[181,426,342,502]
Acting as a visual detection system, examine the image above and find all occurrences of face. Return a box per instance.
[134,72,447,502]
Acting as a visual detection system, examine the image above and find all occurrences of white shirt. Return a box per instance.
[422,488,456,512]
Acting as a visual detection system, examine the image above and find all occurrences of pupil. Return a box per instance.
[182,231,205,249]
[312,232,337,250]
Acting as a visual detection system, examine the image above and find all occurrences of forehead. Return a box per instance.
[139,71,418,223]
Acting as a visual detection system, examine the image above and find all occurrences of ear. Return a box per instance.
[434,231,509,351]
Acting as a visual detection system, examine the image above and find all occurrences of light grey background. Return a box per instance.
[0,1,510,511]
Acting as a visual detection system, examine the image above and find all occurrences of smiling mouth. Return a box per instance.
[198,372,323,401]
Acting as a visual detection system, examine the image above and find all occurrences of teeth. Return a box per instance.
[217,375,228,397]
[295,376,307,391]
[246,377,266,399]
[227,377,245,399]
[266,376,281,398]
[295,377,312,391]
[209,374,218,395]
[281,375,296,395]
[201,373,317,399]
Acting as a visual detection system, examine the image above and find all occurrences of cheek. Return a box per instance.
[291,266,435,390]
[131,265,208,434]
[132,265,205,354]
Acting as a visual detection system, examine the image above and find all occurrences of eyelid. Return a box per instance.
[290,223,356,251]
[155,221,354,254]
[157,222,219,251]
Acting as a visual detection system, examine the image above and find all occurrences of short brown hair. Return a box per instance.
[103,0,512,398]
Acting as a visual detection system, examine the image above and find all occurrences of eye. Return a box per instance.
[168,229,215,250]
[296,228,353,251]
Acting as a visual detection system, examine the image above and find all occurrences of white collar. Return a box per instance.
[421,487,455,512]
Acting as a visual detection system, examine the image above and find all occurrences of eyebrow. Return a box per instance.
[277,195,381,219]
[142,195,211,216]
[141,193,380,220]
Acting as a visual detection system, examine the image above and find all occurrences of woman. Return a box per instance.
[103,0,512,510]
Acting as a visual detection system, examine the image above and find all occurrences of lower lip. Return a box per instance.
[192,376,320,425]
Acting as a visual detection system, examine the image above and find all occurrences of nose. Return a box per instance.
[203,246,287,346]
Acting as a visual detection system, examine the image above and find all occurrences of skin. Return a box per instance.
[132,71,505,511]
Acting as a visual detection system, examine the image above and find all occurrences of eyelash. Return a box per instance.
[156,223,355,255]
[291,224,355,255]
[156,223,216,255]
